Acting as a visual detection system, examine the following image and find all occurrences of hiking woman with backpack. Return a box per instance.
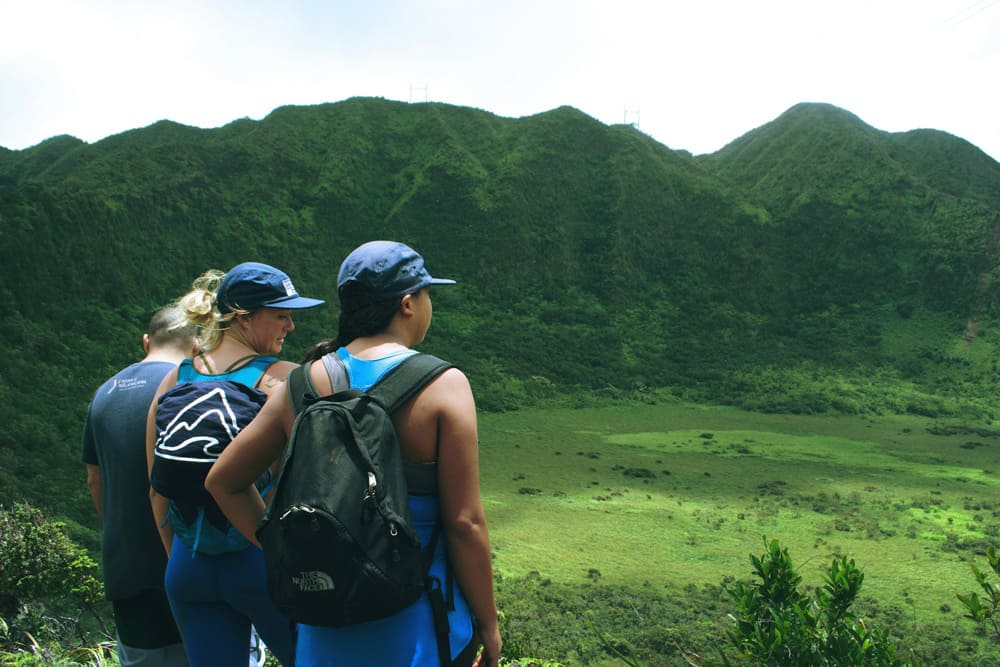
[145,262,324,667]
[207,241,502,667]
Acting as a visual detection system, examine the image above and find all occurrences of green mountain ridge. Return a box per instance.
[702,102,1000,316]
[1,97,998,529]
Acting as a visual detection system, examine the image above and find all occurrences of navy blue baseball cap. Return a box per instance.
[337,241,456,308]
[217,262,325,313]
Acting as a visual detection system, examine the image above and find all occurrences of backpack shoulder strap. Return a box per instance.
[287,353,349,416]
[320,352,350,393]
[368,353,454,413]
[286,365,312,416]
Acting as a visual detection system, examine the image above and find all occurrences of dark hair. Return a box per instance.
[301,285,402,363]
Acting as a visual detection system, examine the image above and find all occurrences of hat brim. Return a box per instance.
[428,278,457,286]
[260,296,326,310]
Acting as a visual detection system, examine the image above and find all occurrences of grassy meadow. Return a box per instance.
[478,400,1000,661]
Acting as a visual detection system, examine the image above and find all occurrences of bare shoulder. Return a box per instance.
[259,360,298,396]
[422,366,474,408]
[429,366,471,390]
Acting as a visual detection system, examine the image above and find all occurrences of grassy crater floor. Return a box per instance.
[479,401,1000,633]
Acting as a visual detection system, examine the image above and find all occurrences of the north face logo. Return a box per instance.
[292,571,335,592]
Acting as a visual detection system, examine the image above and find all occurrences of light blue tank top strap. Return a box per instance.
[176,355,277,387]
[335,347,417,392]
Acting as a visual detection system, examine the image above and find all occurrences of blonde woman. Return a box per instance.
[146,262,323,667]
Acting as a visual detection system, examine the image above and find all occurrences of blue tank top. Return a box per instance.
[177,355,277,386]
[168,354,277,555]
[335,347,417,391]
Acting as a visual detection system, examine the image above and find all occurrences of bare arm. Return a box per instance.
[432,369,502,667]
[258,360,297,393]
[86,464,102,519]
[205,381,295,546]
[146,369,178,555]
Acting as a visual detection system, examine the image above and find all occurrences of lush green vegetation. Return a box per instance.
[717,538,901,665]
[3,397,999,663]
[1,98,999,663]
[0,503,113,666]
[476,400,999,665]
[956,546,1000,643]
[1,98,999,519]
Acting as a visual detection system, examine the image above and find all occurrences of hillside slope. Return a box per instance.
[701,102,1000,314]
[0,98,998,526]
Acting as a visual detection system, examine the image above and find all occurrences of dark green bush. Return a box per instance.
[0,502,106,656]
[956,546,1000,641]
[714,538,904,666]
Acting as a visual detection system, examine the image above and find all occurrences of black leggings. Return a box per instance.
[113,588,183,649]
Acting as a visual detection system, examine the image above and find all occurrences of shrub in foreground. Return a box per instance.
[0,502,106,659]
[713,537,905,666]
[956,545,1000,642]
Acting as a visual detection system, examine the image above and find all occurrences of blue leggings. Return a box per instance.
[165,536,293,667]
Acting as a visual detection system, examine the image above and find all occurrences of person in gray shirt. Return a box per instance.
[83,306,197,667]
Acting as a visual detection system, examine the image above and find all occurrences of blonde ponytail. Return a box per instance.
[174,269,239,352]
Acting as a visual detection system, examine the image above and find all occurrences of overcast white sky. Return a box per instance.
[2,0,998,161]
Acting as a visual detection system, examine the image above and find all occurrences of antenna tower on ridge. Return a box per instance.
[624,105,640,130]
[410,82,428,103]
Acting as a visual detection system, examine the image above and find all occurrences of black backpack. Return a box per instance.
[257,352,453,628]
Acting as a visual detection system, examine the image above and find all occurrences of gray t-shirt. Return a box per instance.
[82,361,175,600]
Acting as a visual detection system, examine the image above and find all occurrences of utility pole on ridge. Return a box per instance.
[624,105,640,130]
[409,82,428,103]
